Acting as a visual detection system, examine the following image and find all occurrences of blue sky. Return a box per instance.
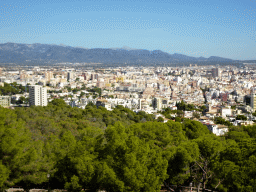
[0,0,255,60]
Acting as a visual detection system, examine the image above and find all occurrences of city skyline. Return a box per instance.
[0,0,255,60]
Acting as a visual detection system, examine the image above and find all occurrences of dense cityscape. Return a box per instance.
[1,63,256,136]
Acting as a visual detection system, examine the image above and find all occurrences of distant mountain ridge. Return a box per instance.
[0,42,239,65]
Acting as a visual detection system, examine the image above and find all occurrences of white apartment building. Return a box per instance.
[29,85,48,106]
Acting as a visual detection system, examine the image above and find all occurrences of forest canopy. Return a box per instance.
[0,99,256,192]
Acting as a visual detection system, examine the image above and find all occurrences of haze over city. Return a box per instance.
[0,0,255,60]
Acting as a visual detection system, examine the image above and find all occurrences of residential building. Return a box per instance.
[45,71,53,81]
[0,96,11,108]
[152,97,162,111]
[212,68,220,78]
[67,72,74,81]
[29,85,48,106]
[221,106,232,118]
[206,124,228,136]
[250,87,256,112]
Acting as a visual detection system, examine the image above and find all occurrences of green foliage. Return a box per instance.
[157,116,164,122]
[49,98,67,107]
[183,119,210,139]
[0,161,9,190]
[161,108,184,118]
[226,131,250,142]
[241,125,256,138]
[175,116,181,122]
[236,115,247,120]
[0,83,26,95]
[176,100,197,111]
[16,96,26,104]
[0,107,50,190]
[215,117,232,126]
[176,100,186,111]
[79,92,85,99]
[130,121,173,149]
[214,137,256,191]
[167,141,200,185]
[186,135,225,190]
[200,105,207,110]
[231,105,236,110]
[72,88,79,94]
[192,112,200,119]
[165,120,187,146]
[97,122,169,191]
[64,175,82,192]
[88,87,102,97]
[1,102,256,191]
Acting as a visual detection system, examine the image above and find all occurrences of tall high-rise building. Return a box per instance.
[212,68,220,78]
[45,71,53,81]
[250,87,256,112]
[138,99,141,110]
[67,72,74,81]
[29,85,48,106]
[82,73,87,80]
[152,97,162,111]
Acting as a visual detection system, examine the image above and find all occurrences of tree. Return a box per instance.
[175,117,181,122]
[0,108,50,191]
[0,161,9,191]
[57,127,103,191]
[236,115,247,121]
[200,105,207,111]
[79,92,86,100]
[214,138,256,191]
[49,98,67,107]
[183,119,210,140]
[192,135,224,190]
[4,98,256,191]
[129,121,174,149]
[176,110,184,117]
[192,112,200,119]
[226,131,250,142]
[53,131,77,190]
[157,116,164,122]
[176,100,186,111]
[165,120,187,146]
[166,141,200,187]
[94,122,169,192]
[16,96,26,104]
[231,105,236,110]
[214,117,232,127]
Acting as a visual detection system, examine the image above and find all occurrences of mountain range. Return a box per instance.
[0,42,240,65]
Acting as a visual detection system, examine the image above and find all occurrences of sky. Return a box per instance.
[0,0,255,60]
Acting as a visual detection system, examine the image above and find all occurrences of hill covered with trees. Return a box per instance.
[0,99,256,192]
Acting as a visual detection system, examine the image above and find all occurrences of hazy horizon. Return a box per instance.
[1,42,250,61]
[0,0,255,60]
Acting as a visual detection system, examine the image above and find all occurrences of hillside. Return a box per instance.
[0,42,239,65]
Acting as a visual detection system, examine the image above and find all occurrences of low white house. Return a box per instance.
[206,124,229,136]
[221,107,232,118]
